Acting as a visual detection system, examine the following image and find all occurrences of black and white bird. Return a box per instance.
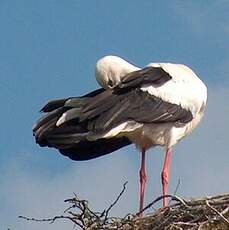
[33,55,207,215]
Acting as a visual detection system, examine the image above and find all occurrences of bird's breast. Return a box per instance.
[126,113,204,150]
[126,123,174,150]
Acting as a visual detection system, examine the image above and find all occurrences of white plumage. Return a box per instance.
[95,56,207,150]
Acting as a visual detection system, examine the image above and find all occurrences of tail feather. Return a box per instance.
[35,117,58,145]
[33,88,132,161]
[56,108,81,126]
[41,98,69,112]
[33,107,67,132]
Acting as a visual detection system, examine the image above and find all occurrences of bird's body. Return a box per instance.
[92,57,206,151]
[33,55,207,215]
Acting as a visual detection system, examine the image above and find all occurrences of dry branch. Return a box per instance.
[19,188,229,230]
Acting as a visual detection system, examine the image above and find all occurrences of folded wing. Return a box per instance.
[33,67,192,160]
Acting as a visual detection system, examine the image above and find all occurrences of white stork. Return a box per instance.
[33,55,207,215]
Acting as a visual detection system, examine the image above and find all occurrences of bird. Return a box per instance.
[33,55,207,215]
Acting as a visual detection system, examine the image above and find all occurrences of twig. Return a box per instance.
[136,194,188,216]
[19,215,83,228]
[205,200,229,225]
[19,182,129,230]
[169,178,181,205]
[104,181,128,221]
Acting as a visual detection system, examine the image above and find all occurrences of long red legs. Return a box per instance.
[161,148,172,207]
[139,148,147,216]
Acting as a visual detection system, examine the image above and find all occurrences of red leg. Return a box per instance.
[139,148,147,216]
[161,148,172,207]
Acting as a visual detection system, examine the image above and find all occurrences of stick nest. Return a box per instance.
[19,185,229,230]
[133,194,229,230]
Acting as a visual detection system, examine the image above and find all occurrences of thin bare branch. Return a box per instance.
[104,181,128,221]
[19,215,84,228]
[169,178,181,205]
[205,200,229,225]
[136,194,188,216]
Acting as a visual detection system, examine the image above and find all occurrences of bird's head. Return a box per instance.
[95,55,140,89]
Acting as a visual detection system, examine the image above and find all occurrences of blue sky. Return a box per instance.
[0,1,229,229]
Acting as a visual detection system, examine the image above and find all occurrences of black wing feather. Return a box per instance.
[83,88,193,132]
[59,137,131,161]
[117,67,172,89]
[33,67,191,161]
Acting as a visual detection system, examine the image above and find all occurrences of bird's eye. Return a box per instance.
[108,79,114,87]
